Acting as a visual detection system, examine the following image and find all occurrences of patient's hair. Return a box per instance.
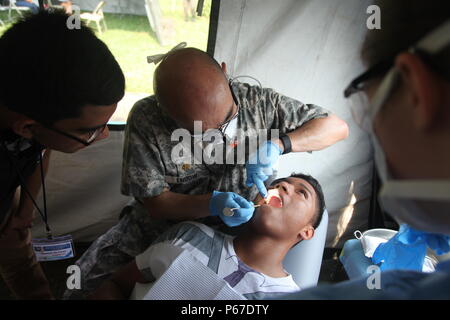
[0,10,125,125]
[270,173,325,230]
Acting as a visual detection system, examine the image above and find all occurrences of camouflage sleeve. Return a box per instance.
[121,104,169,199]
[262,88,330,135]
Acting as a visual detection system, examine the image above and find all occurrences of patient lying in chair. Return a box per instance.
[90,173,325,300]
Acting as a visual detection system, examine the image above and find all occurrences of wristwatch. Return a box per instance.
[279,134,292,155]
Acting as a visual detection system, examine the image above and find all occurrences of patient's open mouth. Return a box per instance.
[265,189,283,208]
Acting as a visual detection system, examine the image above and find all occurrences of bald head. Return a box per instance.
[154,48,236,132]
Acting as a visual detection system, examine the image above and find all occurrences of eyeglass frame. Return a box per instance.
[188,82,240,138]
[217,82,240,136]
[344,47,450,99]
[43,123,108,146]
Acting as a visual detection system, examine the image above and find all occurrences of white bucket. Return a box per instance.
[354,229,397,258]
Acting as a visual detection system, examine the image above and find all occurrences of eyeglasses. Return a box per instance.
[343,58,394,131]
[44,124,108,146]
[344,49,449,131]
[190,83,240,138]
[344,51,442,131]
[217,83,240,136]
[344,59,394,99]
[344,19,450,131]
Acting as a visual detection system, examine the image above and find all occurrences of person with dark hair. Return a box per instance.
[0,10,125,299]
[64,45,348,299]
[271,173,325,231]
[281,0,450,299]
[89,173,325,300]
[15,0,39,14]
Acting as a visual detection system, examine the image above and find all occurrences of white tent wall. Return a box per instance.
[32,130,131,241]
[213,0,373,247]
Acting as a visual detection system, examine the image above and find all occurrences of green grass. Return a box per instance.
[0,1,211,93]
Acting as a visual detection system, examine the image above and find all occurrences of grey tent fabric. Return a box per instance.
[213,0,373,247]
[32,130,131,241]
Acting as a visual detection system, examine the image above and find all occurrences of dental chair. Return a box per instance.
[283,209,329,289]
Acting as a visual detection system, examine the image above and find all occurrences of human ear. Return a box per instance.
[11,118,38,140]
[395,52,443,130]
[298,226,315,241]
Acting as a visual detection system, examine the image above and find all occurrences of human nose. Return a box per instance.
[275,181,292,195]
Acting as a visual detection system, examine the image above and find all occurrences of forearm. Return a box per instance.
[0,150,53,299]
[89,279,127,300]
[90,261,147,300]
[275,114,349,153]
[142,191,212,220]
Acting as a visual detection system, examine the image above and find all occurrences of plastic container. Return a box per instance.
[354,228,439,273]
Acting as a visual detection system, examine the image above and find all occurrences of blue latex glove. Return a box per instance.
[372,224,450,271]
[209,191,255,227]
[245,140,282,198]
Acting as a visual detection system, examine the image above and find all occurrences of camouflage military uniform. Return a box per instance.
[63,81,329,299]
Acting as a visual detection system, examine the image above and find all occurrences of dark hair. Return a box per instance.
[270,173,326,230]
[362,0,450,79]
[0,10,125,125]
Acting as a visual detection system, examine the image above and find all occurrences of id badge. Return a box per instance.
[32,235,75,262]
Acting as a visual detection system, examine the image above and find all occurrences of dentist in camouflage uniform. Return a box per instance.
[65,46,348,299]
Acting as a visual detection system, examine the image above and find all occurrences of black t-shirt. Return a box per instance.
[0,130,45,226]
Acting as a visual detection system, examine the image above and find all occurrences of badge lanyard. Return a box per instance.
[2,140,76,261]
[2,141,52,239]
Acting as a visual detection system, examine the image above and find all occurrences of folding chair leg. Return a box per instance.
[14,8,24,17]
[96,20,102,34]
[102,19,107,31]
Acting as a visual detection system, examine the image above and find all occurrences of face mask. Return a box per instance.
[368,20,450,235]
[223,116,238,142]
[371,129,450,235]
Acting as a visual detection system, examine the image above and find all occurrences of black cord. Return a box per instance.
[38,151,51,237]
[1,141,52,238]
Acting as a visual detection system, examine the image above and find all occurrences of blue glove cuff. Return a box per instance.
[268,140,283,156]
